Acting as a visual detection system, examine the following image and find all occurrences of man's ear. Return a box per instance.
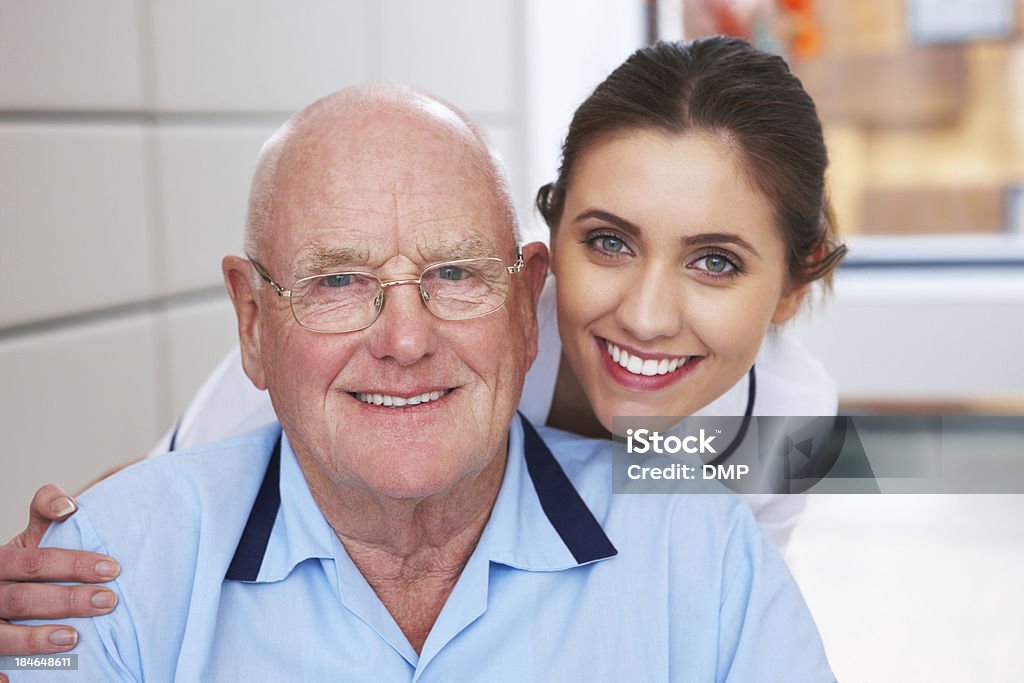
[222,255,268,390]
[771,282,810,325]
[547,229,558,276]
[515,241,550,365]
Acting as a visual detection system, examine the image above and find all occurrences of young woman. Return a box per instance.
[537,37,845,438]
[1,36,845,655]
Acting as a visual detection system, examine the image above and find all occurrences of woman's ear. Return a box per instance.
[222,255,268,390]
[771,282,810,324]
[774,243,828,324]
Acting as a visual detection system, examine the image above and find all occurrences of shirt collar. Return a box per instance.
[483,415,617,570]
[225,430,336,583]
[225,414,617,583]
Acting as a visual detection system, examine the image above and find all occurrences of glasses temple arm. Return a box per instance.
[507,244,524,274]
[247,257,291,297]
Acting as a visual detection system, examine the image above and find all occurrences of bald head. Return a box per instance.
[244,84,517,257]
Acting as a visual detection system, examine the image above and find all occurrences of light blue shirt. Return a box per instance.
[18,417,834,681]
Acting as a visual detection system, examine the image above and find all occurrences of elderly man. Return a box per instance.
[8,85,833,681]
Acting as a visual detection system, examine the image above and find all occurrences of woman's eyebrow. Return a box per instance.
[681,232,760,257]
[572,209,642,239]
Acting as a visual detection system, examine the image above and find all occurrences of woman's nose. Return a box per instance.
[614,265,684,342]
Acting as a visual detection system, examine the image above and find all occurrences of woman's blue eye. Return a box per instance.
[694,254,736,275]
[705,255,728,273]
[322,274,354,287]
[578,232,631,257]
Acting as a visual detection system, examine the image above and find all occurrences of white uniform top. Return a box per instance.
[151,277,836,549]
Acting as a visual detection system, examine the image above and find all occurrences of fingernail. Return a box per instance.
[95,559,120,578]
[50,497,76,518]
[49,629,77,647]
[92,591,117,610]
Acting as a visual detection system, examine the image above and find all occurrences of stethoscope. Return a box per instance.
[702,366,852,494]
[703,366,757,468]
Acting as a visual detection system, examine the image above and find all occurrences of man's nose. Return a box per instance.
[366,281,439,365]
[613,264,685,342]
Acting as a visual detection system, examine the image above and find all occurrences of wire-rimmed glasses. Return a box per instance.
[248,246,524,333]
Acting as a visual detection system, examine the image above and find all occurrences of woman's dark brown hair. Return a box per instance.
[536,36,846,287]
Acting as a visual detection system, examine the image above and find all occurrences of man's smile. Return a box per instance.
[350,388,453,407]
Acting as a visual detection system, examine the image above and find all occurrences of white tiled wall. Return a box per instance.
[150,0,371,112]
[0,124,156,325]
[377,0,519,115]
[0,316,163,520]
[0,0,145,110]
[154,124,283,293]
[156,296,239,415]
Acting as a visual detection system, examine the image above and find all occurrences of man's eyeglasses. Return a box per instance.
[248,246,524,333]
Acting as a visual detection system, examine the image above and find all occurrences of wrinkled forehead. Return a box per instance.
[264,112,512,273]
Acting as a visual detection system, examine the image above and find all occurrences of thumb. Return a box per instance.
[12,484,77,548]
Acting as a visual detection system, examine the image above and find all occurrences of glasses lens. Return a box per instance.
[290,272,381,332]
[420,259,510,320]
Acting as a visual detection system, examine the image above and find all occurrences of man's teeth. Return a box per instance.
[354,389,448,407]
[605,341,689,377]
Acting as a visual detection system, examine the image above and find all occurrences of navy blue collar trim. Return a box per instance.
[225,435,282,582]
[224,418,618,580]
[519,416,618,565]
[167,417,182,452]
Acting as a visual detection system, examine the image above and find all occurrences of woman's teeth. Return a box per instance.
[605,340,690,377]
[354,389,448,407]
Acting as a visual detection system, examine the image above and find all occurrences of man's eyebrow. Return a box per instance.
[418,234,497,262]
[294,243,371,276]
[680,232,760,257]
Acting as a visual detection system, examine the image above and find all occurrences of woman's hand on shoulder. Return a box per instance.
[0,485,120,656]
